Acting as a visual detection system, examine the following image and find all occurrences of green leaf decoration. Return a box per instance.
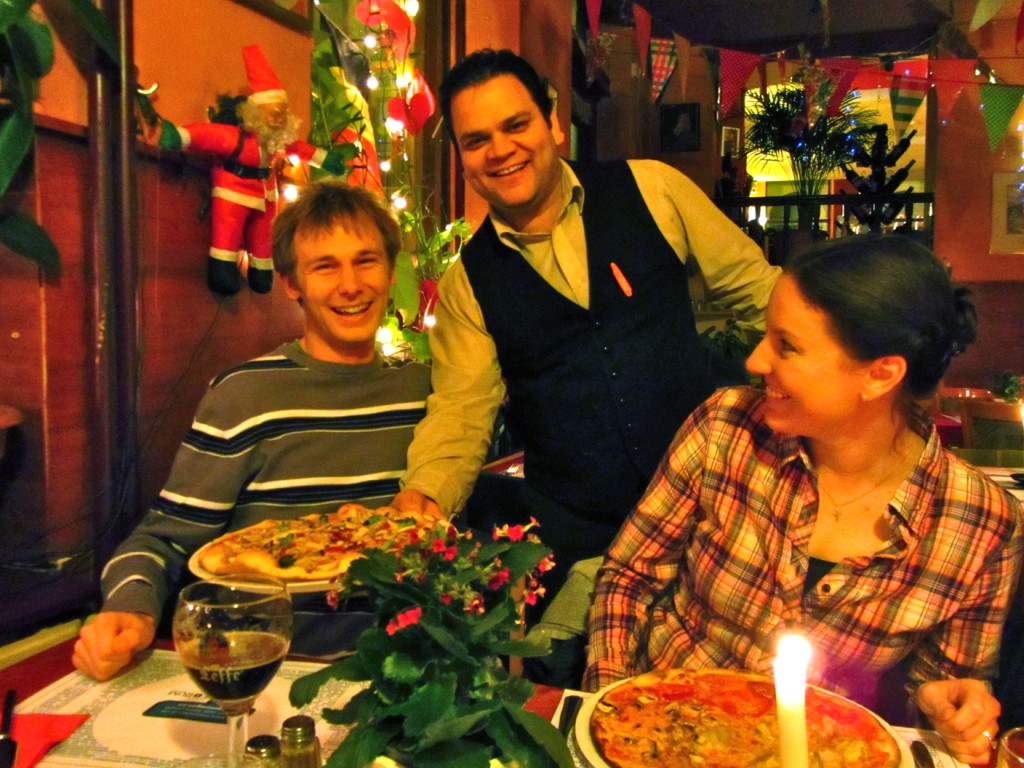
[288,655,367,707]
[322,689,378,726]
[324,721,400,768]
[417,707,496,748]
[0,210,61,272]
[0,0,34,36]
[418,615,475,663]
[0,100,33,198]
[66,0,121,64]
[390,250,420,326]
[491,632,552,660]
[381,652,425,684]
[504,702,575,768]
[382,676,456,736]
[7,15,54,79]
[407,739,495,768]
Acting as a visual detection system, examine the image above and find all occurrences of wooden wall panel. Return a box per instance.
[944,282,1024,390]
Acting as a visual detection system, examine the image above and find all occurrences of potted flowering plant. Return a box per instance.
[289,518,574,768]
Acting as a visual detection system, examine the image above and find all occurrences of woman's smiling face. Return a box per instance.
[745,274,874,438]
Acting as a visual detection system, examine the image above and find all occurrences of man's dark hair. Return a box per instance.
[272,181,401,278]
[439,48,553,144]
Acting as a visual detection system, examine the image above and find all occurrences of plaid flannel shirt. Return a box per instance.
[584,387,1022,713]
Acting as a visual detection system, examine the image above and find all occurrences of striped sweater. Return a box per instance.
[101,342,430,619]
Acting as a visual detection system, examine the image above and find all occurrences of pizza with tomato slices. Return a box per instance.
[193,503,438,582]
[585,668,903,768]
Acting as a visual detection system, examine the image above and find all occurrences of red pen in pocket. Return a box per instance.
[609,262,633,297]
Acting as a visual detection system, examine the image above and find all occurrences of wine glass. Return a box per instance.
[173,574,293,768]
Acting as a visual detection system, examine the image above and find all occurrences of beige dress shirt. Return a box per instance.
[402,159,781,514]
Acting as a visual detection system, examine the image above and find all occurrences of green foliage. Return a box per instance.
[289,519,572,768]
[0,0,118,272]
[993,372,1023,402]
[698,318,755,359]
[745,84,878,196]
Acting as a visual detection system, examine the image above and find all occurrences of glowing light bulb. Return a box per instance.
[287,153,301,166]
[385,117,405,134]
[396,74,411,89]
[366,75,380,90]
[281,184,300,202]
[380,160,392,172]
[364,34,377,49]
[392,195,408,210]
[404,0,419,16]
[423,314,436,329]
[376,327,394,345]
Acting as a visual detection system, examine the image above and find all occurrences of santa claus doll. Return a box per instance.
[156,45,347,294]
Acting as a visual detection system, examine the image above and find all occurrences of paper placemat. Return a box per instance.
[17,650,358,767]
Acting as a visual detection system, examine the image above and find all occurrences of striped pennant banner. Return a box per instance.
[890,75,930,138]
[649,37,678,103]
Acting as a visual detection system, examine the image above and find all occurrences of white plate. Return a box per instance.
[574,670,914,768]
[187,549,342,594]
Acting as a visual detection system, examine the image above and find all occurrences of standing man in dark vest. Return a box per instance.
[392,48,779,613]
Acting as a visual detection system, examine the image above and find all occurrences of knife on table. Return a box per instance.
[0,689,17,768]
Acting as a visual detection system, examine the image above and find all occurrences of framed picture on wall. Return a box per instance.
[230,0,311,33]
[721,126,740,157]
[990,173,1024,253]
[660,103,700,153]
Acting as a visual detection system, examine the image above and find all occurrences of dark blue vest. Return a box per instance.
[461,161,712,549]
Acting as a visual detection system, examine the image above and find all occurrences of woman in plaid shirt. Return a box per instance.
[584,234,1022,765]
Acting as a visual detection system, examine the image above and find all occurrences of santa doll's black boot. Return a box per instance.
[208,257,243,295]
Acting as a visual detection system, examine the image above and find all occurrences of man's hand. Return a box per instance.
[390,489,444,521]
[72,612,156,681]
[916,679,1000,764]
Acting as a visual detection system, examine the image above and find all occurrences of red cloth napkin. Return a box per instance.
[11,713,89,768]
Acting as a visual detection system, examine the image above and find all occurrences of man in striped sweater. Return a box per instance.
[72,182,430,680]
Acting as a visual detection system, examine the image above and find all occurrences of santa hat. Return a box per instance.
[243,44,288,105]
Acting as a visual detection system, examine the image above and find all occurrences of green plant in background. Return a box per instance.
[0,0,118,271]
[745,80,879,197]
[309,0,468,363]
[993,371,1023,402]
[290,518,572,768]
[698,318,755,360]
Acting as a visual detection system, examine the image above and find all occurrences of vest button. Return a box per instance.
[602,345,610,353]
[610,371,618,378]
[594,320,602,328]
[618,397,626,404]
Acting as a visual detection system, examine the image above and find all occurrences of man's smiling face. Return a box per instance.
[282,216,395,364]
[450,74,564,233]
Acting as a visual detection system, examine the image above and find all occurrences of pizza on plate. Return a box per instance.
[586,668,902,768]
[193,503,439,582]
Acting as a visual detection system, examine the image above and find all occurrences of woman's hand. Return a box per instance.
[916,679,1000,765]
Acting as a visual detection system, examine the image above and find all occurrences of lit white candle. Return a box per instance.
[774,634,812,768]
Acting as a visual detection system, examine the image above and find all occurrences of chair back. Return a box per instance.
[959,399,1023,450]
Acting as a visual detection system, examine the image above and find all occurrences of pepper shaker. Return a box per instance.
[281,715,321,768]
[245,734,282,766]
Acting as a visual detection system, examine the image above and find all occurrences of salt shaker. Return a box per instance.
[245,734,282,766]
[281,715,321,768]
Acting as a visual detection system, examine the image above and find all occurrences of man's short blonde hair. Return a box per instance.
[272,181,401,279]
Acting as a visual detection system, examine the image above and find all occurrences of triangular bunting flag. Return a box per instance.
[719,48,761,118]
[633,3,651,76]
[649,38,678,103]
[818,59,863,117]
[971,0,1012,31]
[890,75,930,138]
[980,83,1024,151]
[586,0,601,39]
[930,59,978,122]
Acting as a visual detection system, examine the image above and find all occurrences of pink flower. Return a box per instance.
[506,524,525,542]
[444,545,458,561]
[431,539,446,553]
[386,606,423,635]
[487,567,511,590]
[466,594,485,614]
[537,554,556,573]
[440,594,452,604]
